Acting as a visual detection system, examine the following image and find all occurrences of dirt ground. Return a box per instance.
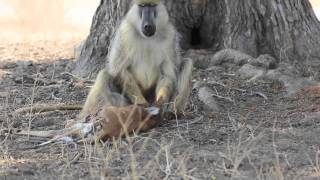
[0,41,320,180]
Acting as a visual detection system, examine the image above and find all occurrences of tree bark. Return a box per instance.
[73,0,320,78]
[73,0,131,78]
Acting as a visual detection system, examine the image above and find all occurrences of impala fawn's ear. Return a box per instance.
[145,106,160,115]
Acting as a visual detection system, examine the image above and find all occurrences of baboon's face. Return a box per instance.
[138,4,157,37]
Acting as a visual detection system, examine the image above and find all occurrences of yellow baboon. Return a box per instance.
[80,0,193,118]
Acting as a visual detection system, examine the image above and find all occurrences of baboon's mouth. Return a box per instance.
[142,24,156,37]
[142,29,156,37]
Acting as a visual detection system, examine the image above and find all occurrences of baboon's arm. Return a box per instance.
[156,59,176,104]
[107,29,148,105]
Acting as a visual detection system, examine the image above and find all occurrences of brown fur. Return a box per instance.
[69,105,160,142]
[96,105,160,141]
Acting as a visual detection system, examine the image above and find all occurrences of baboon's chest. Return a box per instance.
[130,59,160,91]
[130,48,163,91]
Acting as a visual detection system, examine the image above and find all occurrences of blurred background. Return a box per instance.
[311,0,320,19]
[0,0,99,62]
[0,0,100,42]
[0,0,319,62]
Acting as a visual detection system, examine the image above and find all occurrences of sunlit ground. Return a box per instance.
[0,0,99,63]
[0,0,319,63]
[311,0,320,18]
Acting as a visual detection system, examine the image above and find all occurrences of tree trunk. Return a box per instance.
[73,0,131,78]
[73,0,320,78]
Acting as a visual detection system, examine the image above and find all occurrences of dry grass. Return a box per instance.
[1,74,320,179]
[0,1,320,175]
[0,50,319,179]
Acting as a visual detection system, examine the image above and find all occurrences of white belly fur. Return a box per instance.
[131,60,159,90]
[130,42,164,90]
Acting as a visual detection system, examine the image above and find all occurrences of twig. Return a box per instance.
[208,80,268,99]
[69,152,83,165]
[51,92,62,100]
[61,72,94,83]
[251,91,268,100]
[0,92,10,97]
[212,94,234,103]
[14,129,61,138]
[208,80,246,92]
[15,104,82,114]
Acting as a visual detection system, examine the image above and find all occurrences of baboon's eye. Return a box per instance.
[154,10,157,18]
[139,3,157,7]
[139,8,142,18]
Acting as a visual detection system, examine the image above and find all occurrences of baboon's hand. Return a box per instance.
[134,96,149,106]
[156,88,169,105]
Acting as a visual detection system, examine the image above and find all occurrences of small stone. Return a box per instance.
[210,49,252,66]
[15,98,24,104]
[16,60,33,67]
[0,63,17,69]
[14,75,45,86]
[198,86,220,112]
[206,66,225,73]
[193,81,203,90]
[184,49,214,69]
[238,64,265,80]
[249,54,277,69]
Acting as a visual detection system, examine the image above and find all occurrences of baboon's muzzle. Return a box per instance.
[140,5,157,37]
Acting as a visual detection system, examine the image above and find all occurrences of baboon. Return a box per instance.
[81,0,193,118]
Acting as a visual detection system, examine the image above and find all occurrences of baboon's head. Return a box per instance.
[129,0,169,38]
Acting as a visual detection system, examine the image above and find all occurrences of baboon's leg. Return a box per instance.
[80,69,129,118]
[117,69,149,105]
[170,58,193,113]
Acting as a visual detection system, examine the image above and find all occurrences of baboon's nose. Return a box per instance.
[143,24,155,37]
[144,25,153,32]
